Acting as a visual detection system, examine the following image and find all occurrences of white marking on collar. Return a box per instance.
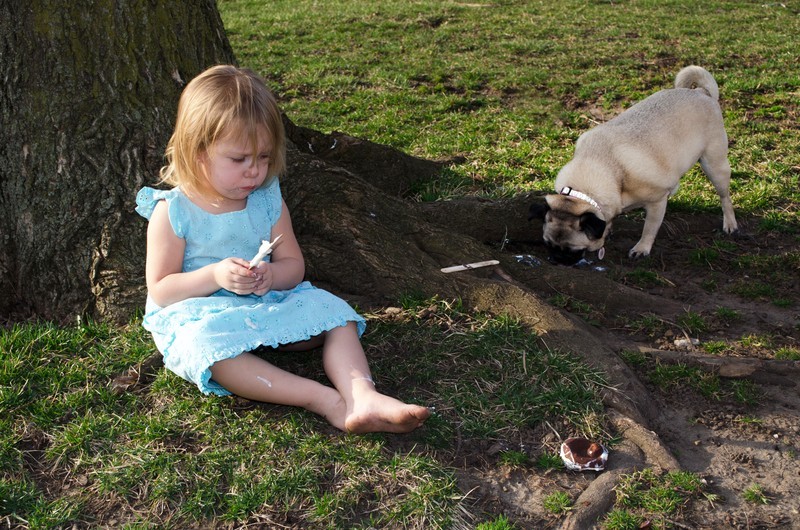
[559,186,601,211]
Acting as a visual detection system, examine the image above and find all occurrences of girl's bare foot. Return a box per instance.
[308,391,349,432]
[344,393,431,434]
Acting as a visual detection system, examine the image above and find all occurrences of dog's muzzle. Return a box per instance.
[544,242,586,266]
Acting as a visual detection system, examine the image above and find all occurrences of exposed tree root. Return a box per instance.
[636,346,800,384]
[608,410,680,472]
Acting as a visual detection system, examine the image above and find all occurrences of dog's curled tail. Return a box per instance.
[674,65,719,101]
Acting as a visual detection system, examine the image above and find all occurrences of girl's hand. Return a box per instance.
[250,262,274,296]
[213,257,262,295]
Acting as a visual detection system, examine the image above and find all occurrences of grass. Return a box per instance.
[729,252,800,306]
[1,301,607,528]
[366,298,608,440]
[604,469,716,529]
[649,363,721,399]
[714,306,741,324]
[5,0,800,527]
[742,483,770,505]
[626,314,668,337]
[702,340,729,355]
[647,362,761,405]
[676,310,708,336]
[476,515,520,530]
[543,491,573,515]
[548,294,602,326]
[498,450,530,467]
[623,268,673,289]
[220,0,800,219]
[534,452,564,471]
[775,347,800,361]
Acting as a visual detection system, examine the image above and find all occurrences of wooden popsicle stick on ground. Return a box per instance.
[440,260,499,273]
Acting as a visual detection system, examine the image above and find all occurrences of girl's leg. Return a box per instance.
[322,322,430,434]
[209,352,347,431]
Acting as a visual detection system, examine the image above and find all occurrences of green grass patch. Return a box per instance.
[623,268,673,289]
[618,349,648,368]
[626,314,668,337]
[650,364,721,400]
[219,0,800,216]
[775,347,800,361]
[700,277,718,293]
[476,515,520,530]
[604,469,715,529]
[714,306,741,324]
[739,333,773,350]
[543,490,573,515]
[730,280,776,301]
[499,450,531,467]
[1,299,608,528]
[548,294,602,326]
[676,310,708,336]
[701,340,729,355]
[729,380,760,407]
[364,298,608,441]
[1,318,461,528]
[647,363,760,405]
[730,252,800,307]
[534,452,564,471]
[688,248,720,267]
[743,483,770,505]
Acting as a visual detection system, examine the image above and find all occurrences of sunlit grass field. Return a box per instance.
[224,0,799,229]
[2,1,799,528]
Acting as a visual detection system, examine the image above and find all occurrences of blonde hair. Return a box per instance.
[160,65,286,195]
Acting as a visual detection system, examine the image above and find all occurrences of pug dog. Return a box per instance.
[529,65,738,265]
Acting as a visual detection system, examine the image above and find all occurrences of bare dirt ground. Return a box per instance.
[441,211,800,529]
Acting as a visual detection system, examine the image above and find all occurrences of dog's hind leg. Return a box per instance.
[700,144,738,234]
[629,197,669,258]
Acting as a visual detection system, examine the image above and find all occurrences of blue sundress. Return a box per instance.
[135,178,366,395]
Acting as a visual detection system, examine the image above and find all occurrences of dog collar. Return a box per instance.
[558,186,606,261]
[559,186,601,212]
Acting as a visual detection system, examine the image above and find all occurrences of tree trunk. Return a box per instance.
[0,0,235,323]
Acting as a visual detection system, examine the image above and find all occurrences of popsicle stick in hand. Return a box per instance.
[248,234,283,269]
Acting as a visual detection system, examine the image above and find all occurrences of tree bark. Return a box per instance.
[0,1,235,323]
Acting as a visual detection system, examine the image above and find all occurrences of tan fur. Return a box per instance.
[540,65,737,259]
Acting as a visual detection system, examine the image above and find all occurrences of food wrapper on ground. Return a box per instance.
[560,437,608,471]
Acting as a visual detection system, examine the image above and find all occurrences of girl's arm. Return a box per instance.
[145,200,260,306]
[251,200,305,295]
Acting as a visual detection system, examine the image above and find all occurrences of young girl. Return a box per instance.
[135,65,429,434]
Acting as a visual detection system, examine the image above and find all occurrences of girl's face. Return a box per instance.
[199,128,273,204]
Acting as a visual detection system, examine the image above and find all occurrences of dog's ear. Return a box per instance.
[528,201,550,221]
[580,212,606,239]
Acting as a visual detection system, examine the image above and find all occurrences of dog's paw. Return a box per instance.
[722,221,739,234]
[629,236,655,258]
[628,245,652,259]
